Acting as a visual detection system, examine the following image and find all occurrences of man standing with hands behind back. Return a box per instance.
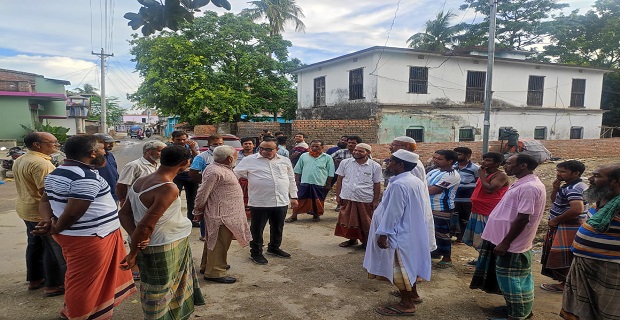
[234,138,298,265]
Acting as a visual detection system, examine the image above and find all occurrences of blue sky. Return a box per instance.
[0,0,594,110]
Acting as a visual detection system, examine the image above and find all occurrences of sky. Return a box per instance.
[0,0,594,111]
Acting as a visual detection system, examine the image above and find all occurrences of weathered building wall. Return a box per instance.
[292,120,378,144]
[236,122,283,138]
[297,102,379,120]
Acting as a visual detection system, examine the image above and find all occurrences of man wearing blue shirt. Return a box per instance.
[94,133,119,202]
[452,147,479,242]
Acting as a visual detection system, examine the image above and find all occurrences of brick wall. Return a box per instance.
[193,125,217,135]
[365,138,620,162]
[236,122,283,138]
[292,120,378,144]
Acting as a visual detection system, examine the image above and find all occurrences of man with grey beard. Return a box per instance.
[561,163,620,320]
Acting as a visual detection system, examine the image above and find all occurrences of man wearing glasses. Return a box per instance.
[234,138,298,265]
[12,132,66,296]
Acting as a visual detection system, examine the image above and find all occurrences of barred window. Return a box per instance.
[465,71,485,103]
[409,67,428,94]
[459,127,475,141]
[534,126,547,140]
[406,126,424,142]
[570,79,586,107]
[314,76,326,106]
[527,76,545,106]
[349,68,364,100]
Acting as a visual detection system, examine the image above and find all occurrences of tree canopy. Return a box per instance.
[407,11,465,52]
[128,12,300,125]
[241,0,306,37]
[68,84,124,126]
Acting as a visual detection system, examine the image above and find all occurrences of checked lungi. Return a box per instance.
[462,212,488,249]
[368,250,413,292]
[137,237,205,320]
[470,240,534,320]
[431,211,453,257]
[561,256,620,320]
[541,221,581,282]
[293,183,329,216]
[335,200,373,244]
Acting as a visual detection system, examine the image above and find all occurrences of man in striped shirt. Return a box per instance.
[452,147,479,242]
[561,164,620,320]
[34,135,136,319]
[426,150,460,268]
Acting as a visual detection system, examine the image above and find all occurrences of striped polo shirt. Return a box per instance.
[572,211,620,263]
[426,168,460,212]
[453,161,480,202]
[549,179,588,221]
[44,161,120,237]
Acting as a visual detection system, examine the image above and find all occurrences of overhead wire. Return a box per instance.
[369,0,402,76]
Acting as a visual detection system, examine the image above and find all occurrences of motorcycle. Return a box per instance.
[1,146,25,178]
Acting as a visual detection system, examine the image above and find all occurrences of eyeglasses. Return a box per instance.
[259,147,275,152]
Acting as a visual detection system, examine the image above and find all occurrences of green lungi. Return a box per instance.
[496,250,534,320]
[138,237,205,320]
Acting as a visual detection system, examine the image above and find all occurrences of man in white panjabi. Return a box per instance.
[364,149,432,317]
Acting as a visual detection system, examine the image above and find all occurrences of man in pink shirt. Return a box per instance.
[470,154,546,320]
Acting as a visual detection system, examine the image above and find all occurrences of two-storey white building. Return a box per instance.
[293,46,608,143]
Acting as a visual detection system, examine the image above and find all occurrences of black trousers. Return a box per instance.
[24,220,66,287]
[453,201,472,239]
[249,206,288,255]
[173,172,198,220]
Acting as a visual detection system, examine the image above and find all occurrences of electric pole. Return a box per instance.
[482,0,497,154]
[92,48,114,133]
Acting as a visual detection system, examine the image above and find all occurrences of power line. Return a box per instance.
[110,57,140,87]
[370,0,402,76]
[89,0,94,51]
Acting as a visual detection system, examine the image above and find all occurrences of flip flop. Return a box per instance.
[339,239,358,247]
[312,214,320,222]
[388,291,423,304]
[540,283,563,292]
[375,305,416,317]
[28,279,45,290]
[284,217,297,223]
[45,287,65,297]
[434,261,453,269]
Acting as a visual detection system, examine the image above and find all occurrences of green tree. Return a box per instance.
[458,0,568,49]
[406,11,465,52]
[241,0,306,36]
[128,12,300,124]
[69,84,125,126]
[124,0,232,36]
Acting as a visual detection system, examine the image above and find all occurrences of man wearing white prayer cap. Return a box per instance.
[364,149,432,316]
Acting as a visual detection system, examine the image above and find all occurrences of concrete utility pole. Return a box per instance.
[482,0,498,154]
[92,48,114,133]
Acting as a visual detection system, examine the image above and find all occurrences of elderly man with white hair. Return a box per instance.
[388,136,426,183]
[335,143,383,248]
[194,145,252,283]
[364,149,432,317]
[117,140,167,206]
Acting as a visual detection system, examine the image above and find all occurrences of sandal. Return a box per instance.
[284,217,297,223]
[375,304,416,317]
[312,214,320,222]
[540,283,563,292]
[28,279,45,290]
[339,239,358,247]
[45,287,65,297]
[434,261,453,269]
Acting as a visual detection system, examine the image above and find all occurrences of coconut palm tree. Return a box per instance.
[407,10,464,52]
[241,0,306,36]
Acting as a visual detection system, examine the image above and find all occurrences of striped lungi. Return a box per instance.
[293,183,329,216]
[561,256,620,320]
[462,212,488,249]
[541,221,581,282]
[367,250,413,292]
[431,211,453,256]
[470,240,502,295]
[138,237,205,320]
[335,200,373,244]
[54,229,137,320]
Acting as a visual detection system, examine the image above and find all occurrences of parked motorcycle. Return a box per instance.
[1,146,25,171]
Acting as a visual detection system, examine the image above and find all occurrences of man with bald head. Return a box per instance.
[12,132,66,296]
[335,143,382,248]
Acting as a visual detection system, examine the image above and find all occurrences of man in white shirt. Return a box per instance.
[364,150,432,317]
[334,143,382,248]
[234,138,298,265]
[116,140,166,207]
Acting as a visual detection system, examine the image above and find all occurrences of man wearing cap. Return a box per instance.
[335,143,382,248]
[364,150,432,316]
[388,136,437,253]
[94,133,119,202]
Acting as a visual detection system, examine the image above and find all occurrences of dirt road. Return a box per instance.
[0,143,611,319]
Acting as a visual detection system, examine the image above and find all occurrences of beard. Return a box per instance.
[583,184,614,204]
[92,154,107,168]
[383,169,395,179]
[337,142,347,148]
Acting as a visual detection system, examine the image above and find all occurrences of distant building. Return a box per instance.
[293,46,607,143]
[0,68,71,141]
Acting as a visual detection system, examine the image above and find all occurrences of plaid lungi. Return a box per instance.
[561,256,620,320]
[541,221,581,282]
[462,212,488,249]
[431,211,453,257]
[138,237,205,320]
[470,240,502,295]
[496,250,534,320]
[367,250,413,292]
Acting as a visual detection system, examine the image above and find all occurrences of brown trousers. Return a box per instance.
[201,225,233,278]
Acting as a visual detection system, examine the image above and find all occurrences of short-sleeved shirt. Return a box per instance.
[45,161,120,237]
[293,152,335,185]
[426,169,461,211]
[190,149,214,172]
[277,145,289,158]
[117,157,158,186]
[453,161,479,202]
[237,150,254,166]
[331,149,353,162]
[336,158,382,203]
[549,179,588,221]
[482,174,546,253]
[326,146,342,155]
[12,151,56,221]
[97,151,119,201]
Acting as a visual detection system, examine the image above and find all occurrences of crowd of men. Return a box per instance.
[10,129,620,319]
